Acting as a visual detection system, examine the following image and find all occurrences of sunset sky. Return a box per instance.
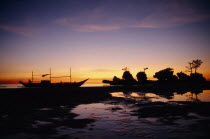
[0,0,210,83]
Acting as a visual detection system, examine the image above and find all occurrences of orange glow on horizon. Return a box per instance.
[1,67,210,84]
[1,57,210,84]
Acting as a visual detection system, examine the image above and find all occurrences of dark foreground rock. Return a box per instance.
[0,88,112,136]
[132,101,210,118]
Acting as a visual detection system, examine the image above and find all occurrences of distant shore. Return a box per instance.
[1,83,210,96]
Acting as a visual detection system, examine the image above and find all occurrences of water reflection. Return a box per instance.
[111,90,210,102]
[69,103,141,138]
[1,86,210,138]
[71,90,210,139]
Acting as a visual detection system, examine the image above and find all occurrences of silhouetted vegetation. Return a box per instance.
[103,68,137,85]
[102,59,208,89]
[177,72,190,81]
[122,71,136,82]
[186,59,203,74]
[186,62,193,74]
[136,72,147,84]
[111,76,123,85]
[113,76,121,82]
[153,68,177,81]
[192,59,203,73]
[190,73,206,82]
[184,59,206,83]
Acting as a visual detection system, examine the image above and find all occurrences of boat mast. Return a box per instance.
[50,68,51,83]
[70,68,71,83]
[32,70,33,83]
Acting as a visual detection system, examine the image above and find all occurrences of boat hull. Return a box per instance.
[19,79,89,88]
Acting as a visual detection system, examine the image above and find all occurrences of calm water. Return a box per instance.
[66,89,210,138]
[0,84,24,88]
[67,90,210,138]
[69,102,209,138]
[1,84,210,138]
[111,90,210,102]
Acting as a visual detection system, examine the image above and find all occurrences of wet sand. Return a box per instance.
[0,87,210,138]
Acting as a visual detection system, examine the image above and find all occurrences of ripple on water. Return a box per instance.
[66,92,210,138]
[111,90,210,102]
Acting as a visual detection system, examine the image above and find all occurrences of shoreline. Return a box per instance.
[0,84,209,94]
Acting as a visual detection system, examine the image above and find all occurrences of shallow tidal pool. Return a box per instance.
[68,90,210,139]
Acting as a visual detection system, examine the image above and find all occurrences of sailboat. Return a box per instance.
[19,68,89,88]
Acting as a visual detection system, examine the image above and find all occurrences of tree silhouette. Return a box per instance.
[113,76,120,81]
[136,72,147,83]
[122,67,129,72]
[192,59,203,73]
[153,68,175,81]
[143,67,148,72]
[122,71,135,82]
[186,59,203,74]
[170,75,179,81]
[190,73,206,82]
[177,72,190,81]
[185,62,193,74]
[113,76,121,82]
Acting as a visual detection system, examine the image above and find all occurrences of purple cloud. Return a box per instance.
[74,24,121,32]
[0,24,38,37]
[132,1,210,28]
[54,17,74,26]
[54,0,210,31]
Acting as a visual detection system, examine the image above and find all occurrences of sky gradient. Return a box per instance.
[0,0,210,83]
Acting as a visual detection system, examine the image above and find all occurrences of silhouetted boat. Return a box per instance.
[19,79,89,88]
[19,68,89,88]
